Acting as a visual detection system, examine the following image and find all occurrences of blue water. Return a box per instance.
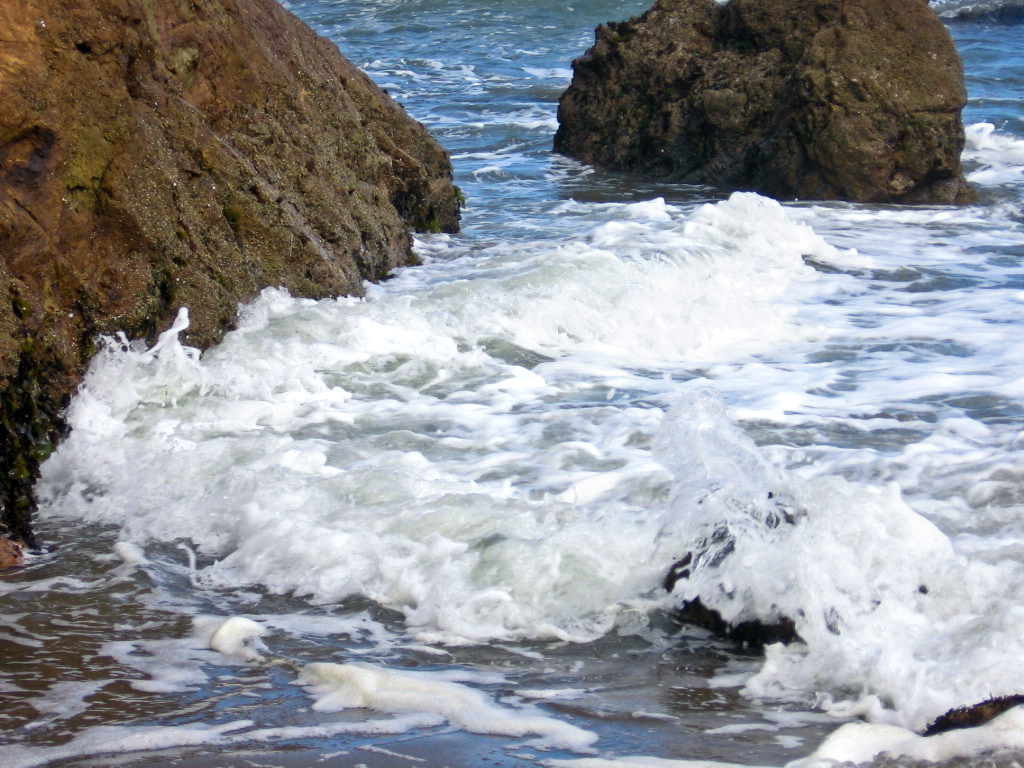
[2,2,1024,768]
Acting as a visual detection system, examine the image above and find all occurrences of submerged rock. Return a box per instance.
[0,0,460,548]
[554,0,975,203]
[664,552,801,650]
[661,487,806,650]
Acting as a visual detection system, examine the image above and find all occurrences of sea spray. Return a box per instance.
[655,388,1024,731]
[39,192,856,646]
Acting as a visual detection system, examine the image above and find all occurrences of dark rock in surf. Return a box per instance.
[922,694,1024,736]
[0,0,461,550]
[662,491,804,650]
[554,0,976,204]
[0,535,24,570]
[664,554,801,650]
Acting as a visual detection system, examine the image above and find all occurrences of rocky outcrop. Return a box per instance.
[0,0,460,554]
[554,0,975,203]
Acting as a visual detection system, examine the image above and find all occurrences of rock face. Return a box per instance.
[554,0,975,203]
[0,0,460,552]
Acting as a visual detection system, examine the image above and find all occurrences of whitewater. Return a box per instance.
[2,1,1023,767]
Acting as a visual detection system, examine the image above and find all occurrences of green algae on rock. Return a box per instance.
[0,0,461,553]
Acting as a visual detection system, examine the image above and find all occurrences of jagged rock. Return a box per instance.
[554,0,975,203]
[0,0,460,549]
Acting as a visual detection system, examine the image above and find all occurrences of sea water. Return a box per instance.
[2,1,1023,767]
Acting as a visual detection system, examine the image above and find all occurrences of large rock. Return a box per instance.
[554,0,975,203]
[0,0,460,551]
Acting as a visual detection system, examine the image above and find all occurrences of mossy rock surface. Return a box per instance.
[0,0,461,547]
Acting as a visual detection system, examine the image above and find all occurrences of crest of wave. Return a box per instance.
[654,388,1024,731]
[402,192,856,365]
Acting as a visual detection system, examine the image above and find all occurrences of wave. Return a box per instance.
[934,0,1024,21]
[656,388,1024,731]
[963,122,1024,185]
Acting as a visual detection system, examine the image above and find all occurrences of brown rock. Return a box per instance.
[0,0,460,546]
[554,0,975,204]
[0,535,24,570]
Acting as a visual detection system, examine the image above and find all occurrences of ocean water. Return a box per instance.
[2,1,1024,767]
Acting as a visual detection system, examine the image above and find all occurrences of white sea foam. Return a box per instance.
[655,388,1024,732]
[202,616,268,662]
[0,721,252,768]
[102,636,212,694]
[516,687,591,701]
[113,541,148,566]
[0,713,454,768]
[547,759,765,768]
[522,66,573,80]
[39,192,850,646]
[546,704,1024,768]
[27,680,107,721]
[964,123,1024,185]
[789,706,1024,767]
[198,616,585,750]
[299,661,598,751]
